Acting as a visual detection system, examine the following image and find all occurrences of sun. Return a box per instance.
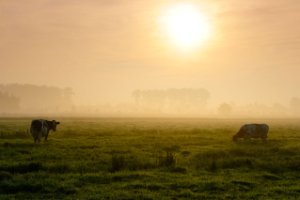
[161,4,211,50]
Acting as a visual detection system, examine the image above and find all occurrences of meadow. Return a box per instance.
[0,118,300,199]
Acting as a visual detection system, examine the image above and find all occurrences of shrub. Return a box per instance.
[56,185,77,195]
[47,163,71,173]
[169,167,187,174]
[110,154,126,172]
[0,171,12,181]
[156,145,180,168]
[1,162,43,174]
[157,151,176,167]
[221,158,253,169]
[209,160,217,172]
[0,182,43,194]
[181,151,191,157]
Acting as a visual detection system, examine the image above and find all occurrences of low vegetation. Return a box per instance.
[0,118,300,199]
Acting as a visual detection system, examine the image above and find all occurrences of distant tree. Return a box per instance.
[0,83,74,113]
[218,103,233,116]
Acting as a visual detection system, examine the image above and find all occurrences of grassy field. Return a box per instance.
[1,118,300,199]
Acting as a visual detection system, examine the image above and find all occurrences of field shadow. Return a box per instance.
[2,142,35,148]
[0,131,30,139]
[233,139,284,146]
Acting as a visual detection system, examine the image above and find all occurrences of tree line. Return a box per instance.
[0,84,73,114]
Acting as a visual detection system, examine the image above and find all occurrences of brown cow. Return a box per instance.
[233,124,269,142]
[30,119,60,143]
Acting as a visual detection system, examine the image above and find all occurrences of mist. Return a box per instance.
[1,0,300,118]
[0,83,299,118]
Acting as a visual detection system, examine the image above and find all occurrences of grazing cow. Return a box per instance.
[30,119,60,143]
[233,124,269,142]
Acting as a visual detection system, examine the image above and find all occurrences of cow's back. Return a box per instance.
[31,120,42,132]
[241,124,269,138]
[257,124,269,136]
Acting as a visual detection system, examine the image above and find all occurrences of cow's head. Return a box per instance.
[51,120,60,131]
[232,134,238,142]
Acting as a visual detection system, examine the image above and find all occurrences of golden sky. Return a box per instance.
[1,0,300,105]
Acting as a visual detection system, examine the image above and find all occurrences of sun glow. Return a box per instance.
[161,4,211,50]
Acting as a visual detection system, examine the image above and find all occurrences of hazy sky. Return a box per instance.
[1,0,300,105]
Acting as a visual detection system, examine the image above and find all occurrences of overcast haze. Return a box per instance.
[1,0,300,115]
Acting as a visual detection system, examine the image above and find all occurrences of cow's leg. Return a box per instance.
[45,131,49,142]
[34,134,40,143]
[37,134,42,143]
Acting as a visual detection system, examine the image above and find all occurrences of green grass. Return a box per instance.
[1,118,300,199]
